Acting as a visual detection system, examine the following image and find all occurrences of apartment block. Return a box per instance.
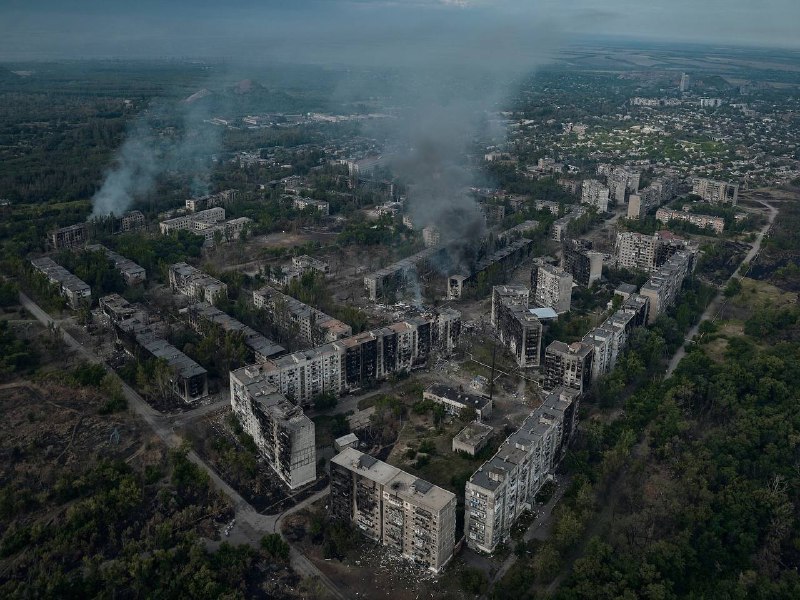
[447,238,533,300]
[627,173,680,219]
[691,178,739,205]
[293,197,330,216]
[423,384,492,421]
[330,448,456,572]
[119,210,145,232]
[491,284,529,327]
[183,302,285,361]
[561,238,603,287]
[185,189,237,212]
[49,223,89,250]
[551,206,587,242]
[656,207,725,233]
[616,231,688,273]
[159,207,226,235]
[31,257,91,309]
[543,341,594,394]
[253,285,352,346]
[640,251,696,324]
[291,254,330,275]
[465,386,580,553]
[491,285,542,368]
[86,244,146,285]
[106,297,209,404]
[531,260,573,314]
[581,179,610,213]
[598,164,640,204]
[364,245,448,302]
[168,262,228,305]
[230,366,316,489]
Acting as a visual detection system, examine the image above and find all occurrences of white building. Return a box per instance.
[530,261,573,314]
[581,179,610,212]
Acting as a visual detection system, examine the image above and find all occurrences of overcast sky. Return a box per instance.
[0,0,798,62]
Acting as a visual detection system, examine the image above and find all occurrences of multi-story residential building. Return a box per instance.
[49,223,88,250]
[447,238,533,300]
[639,251,696,324]
[465,386,580,553]
[530,260,573,314]
[535,200,560,215]
[293,197,330,216]
[185,189,237,212]
[105,297,209,404]
[330,448,457,572]
[551,206,586,242]
[251,310,461,406]
[691,178,739,205]
[119,210,145,232]
[168,263,228,305]
[86,244,146,285]
[598,165,640,204]
[491,284,529,327]
[562,238,603,287]
[364,245,448,302]
[30,257,91,309]
[230,366,316,489]
[581,179,610,212]
[253,286,352,346]
[291,255,329,276]
[159,207,226,235]
[543,341,594,394]
[423,384,492,421]
[616,231,688,273]
[655,208,725,233]
[627,174,680,219]
[183,302,285,361]
[491,285,542,368]
[422,226,441,247]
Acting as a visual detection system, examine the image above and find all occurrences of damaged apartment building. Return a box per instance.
[491,284,543,368]
[330,448,456,572]
[86,244,146,285]
[230,366,316,489]
[448,238,533,300]
[253,285,352,347]
[100,294,208,403]
[169,263,228,306]
[465,386,580,553]
[245,309,461,406]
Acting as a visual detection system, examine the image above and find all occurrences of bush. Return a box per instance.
[461,567,488,594]
[261,534,290,561]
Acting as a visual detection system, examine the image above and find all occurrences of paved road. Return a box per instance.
[666,199,777,376]
[18,291,347,600]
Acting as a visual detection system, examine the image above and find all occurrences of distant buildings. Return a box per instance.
[465,386,580,553]
[491,285,542,368]
[86,244,146,285]
[49,223,88,250]
[581,179,610,213]
[597,164,640,204]
[253,285,352,347]
[655,207,725,233]
[293,197,330,216]
[423,384,492,421]
[30,257,91,309]
[185,189,237,212]
[543,341,594,395]
[691,178,739,205]
[330,448,456,572]
[699,98,723,108]
[160,207,225,235]
[530,260,573,314]
[562,239,603,287]
[168,263,228,305]
[230,367,316,489]
[679,72,690,92]
[627,173,680,219]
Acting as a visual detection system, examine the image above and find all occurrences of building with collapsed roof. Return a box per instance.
[168,262,228,305]
[423,384,492,421]
[330,448,456,572]
[86,244,146,285]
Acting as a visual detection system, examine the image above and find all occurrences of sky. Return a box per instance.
[0,0,798,62]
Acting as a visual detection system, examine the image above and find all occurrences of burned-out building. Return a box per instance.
[423,384,493,421]
[230,366,316,489]
[330,448,457,572]
[562,239,603,287]
[491,285,542,369]
[543,341,594,395]
[447,238,533,300]
[49,223,89,250]
[363,246,449,302]
[530,260,573,314]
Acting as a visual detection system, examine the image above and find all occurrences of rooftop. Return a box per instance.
[425,384,492,411]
